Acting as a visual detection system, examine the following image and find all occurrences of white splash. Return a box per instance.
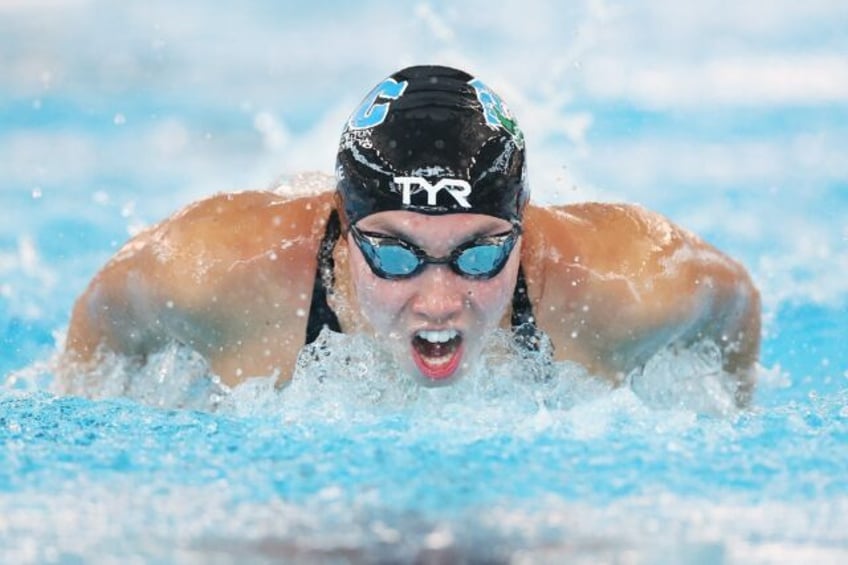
[21,327,749,436]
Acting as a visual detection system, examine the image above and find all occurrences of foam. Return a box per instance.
[35,327,747,432]
[3,331,845,563]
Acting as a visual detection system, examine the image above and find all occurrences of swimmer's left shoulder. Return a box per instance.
[527,202,707,269]
[540,202,689,239]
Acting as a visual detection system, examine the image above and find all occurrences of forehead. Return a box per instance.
[356,211,512,237]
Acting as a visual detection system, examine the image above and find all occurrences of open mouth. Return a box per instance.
[411,329,463,382]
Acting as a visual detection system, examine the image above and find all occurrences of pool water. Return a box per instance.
[2,2,847,563]
[2,333,847,562]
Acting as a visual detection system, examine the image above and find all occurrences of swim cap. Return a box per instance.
[335,65,528,226]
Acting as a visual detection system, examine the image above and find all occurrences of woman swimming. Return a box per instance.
[61,65,761,404]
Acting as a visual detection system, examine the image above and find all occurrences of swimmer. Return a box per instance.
[61,65,761,404]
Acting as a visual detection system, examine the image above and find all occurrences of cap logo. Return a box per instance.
[348,78,408,130]
[468,78,525,148]
[395,176,472,208]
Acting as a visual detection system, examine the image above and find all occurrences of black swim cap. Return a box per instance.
[336,65,528,226]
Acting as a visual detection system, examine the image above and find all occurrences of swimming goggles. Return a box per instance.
[349,224,521,280]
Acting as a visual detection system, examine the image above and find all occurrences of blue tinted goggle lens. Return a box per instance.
[350,225,520,280]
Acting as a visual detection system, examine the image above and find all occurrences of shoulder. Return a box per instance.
[520,201,760,385]
[521,201,728,282]
[65,188,341,383]
[125,190,335,264]
[147,190,336,260]
[108,190,338,308]
[521,201,746,344]
[524,201,693,258]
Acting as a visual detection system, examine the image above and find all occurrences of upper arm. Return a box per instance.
[524,203,761,381]
[64,234,169,365]
[63,191,335,384]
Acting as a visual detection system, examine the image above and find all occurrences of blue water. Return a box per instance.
[2,2,848,562]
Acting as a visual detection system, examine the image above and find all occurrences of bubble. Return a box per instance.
[121,200,136,218]
[424,525,455,550]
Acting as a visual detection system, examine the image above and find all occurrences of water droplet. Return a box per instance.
[121,200,136,218]
[424,525,454,550]
[113,113,126,126]
[31,188,42,199]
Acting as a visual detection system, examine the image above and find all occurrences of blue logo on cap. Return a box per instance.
[348,78,408,130]
[468,78,524,148]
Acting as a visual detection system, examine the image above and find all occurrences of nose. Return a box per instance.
[410,265,466,323]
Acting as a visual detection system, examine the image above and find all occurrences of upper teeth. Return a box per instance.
[417,329,458,343]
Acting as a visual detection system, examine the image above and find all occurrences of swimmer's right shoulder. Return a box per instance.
[115,190,336,266]
[91,189,336,315]
[65,189,339,379]
[158,189,335,243]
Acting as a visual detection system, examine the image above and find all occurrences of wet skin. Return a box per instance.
[61,190,761,405]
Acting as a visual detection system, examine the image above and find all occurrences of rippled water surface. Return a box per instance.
[2,2,847,562]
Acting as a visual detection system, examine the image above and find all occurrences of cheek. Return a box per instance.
[349,252,407,330]
[466,258,521,324]
[467,282,513,323]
